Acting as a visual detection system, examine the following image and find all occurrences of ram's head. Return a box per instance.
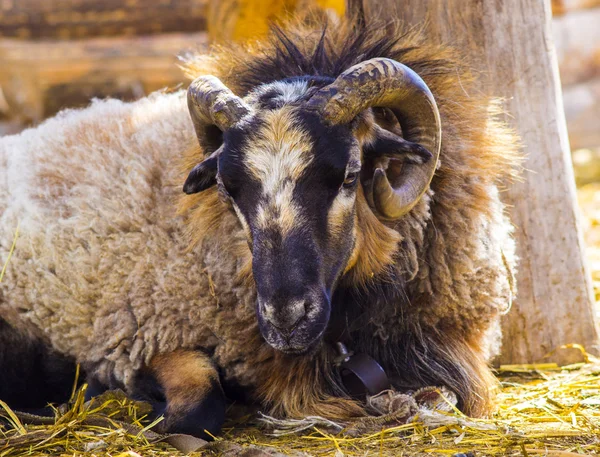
[183,58,441,353]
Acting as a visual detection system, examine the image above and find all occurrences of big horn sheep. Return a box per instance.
[0,14,520,439]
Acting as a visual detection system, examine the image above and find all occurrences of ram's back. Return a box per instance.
[0,91,221,382]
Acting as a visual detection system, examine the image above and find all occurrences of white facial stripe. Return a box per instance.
[244,108,313,235]
[255,197,304,237]
[245,80,309,108]
[328,146,361,236]
[348,159,362,174]
[328,191,356,236]
[245,109,313,188]
[232,201,251,237]
[269,80,309,105]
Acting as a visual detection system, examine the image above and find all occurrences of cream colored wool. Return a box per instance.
[0,91,257,390]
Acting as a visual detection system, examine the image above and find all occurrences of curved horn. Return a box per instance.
[187,75,252,140]
[306,58,441,219]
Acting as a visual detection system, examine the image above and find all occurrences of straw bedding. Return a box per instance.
[1,354,599,457]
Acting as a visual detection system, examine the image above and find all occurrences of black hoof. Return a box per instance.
[131,368,226,440]
[160,379,226,440]
[84,377,109,401]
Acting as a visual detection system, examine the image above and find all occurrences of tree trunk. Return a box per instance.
[357,0,599,365]
[0,0,208,40]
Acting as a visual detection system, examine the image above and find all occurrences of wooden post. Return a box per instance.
[356,0,599,364]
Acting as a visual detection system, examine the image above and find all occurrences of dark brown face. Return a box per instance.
[183,62,441,354]
[216,94,362,353]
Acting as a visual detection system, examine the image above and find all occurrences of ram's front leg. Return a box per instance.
[142,349,226,440]
[386,330,496,418]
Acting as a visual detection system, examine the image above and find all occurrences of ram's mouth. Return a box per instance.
[278,346,311,355]
[262,331,323,355]
[258,315,327,355]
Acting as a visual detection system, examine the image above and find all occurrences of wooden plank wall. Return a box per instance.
[0,1,209,123]
[0,0,208,39]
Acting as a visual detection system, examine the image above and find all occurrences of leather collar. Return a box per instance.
[334,342,391,398]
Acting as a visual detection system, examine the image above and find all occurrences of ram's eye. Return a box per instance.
[342,172,359,189]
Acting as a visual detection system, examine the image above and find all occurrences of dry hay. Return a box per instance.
[1,353,600,457]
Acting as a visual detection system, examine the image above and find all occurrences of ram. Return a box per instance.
[0,16,520,438]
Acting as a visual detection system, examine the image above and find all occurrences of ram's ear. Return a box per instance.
[183,150,220,195]
[364,124,433,165]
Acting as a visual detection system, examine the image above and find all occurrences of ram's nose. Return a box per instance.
[258,298,307,339]
[256,287,330,353]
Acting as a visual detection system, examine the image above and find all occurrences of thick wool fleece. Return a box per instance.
[0,18,519,419]
[0,92,241,388]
